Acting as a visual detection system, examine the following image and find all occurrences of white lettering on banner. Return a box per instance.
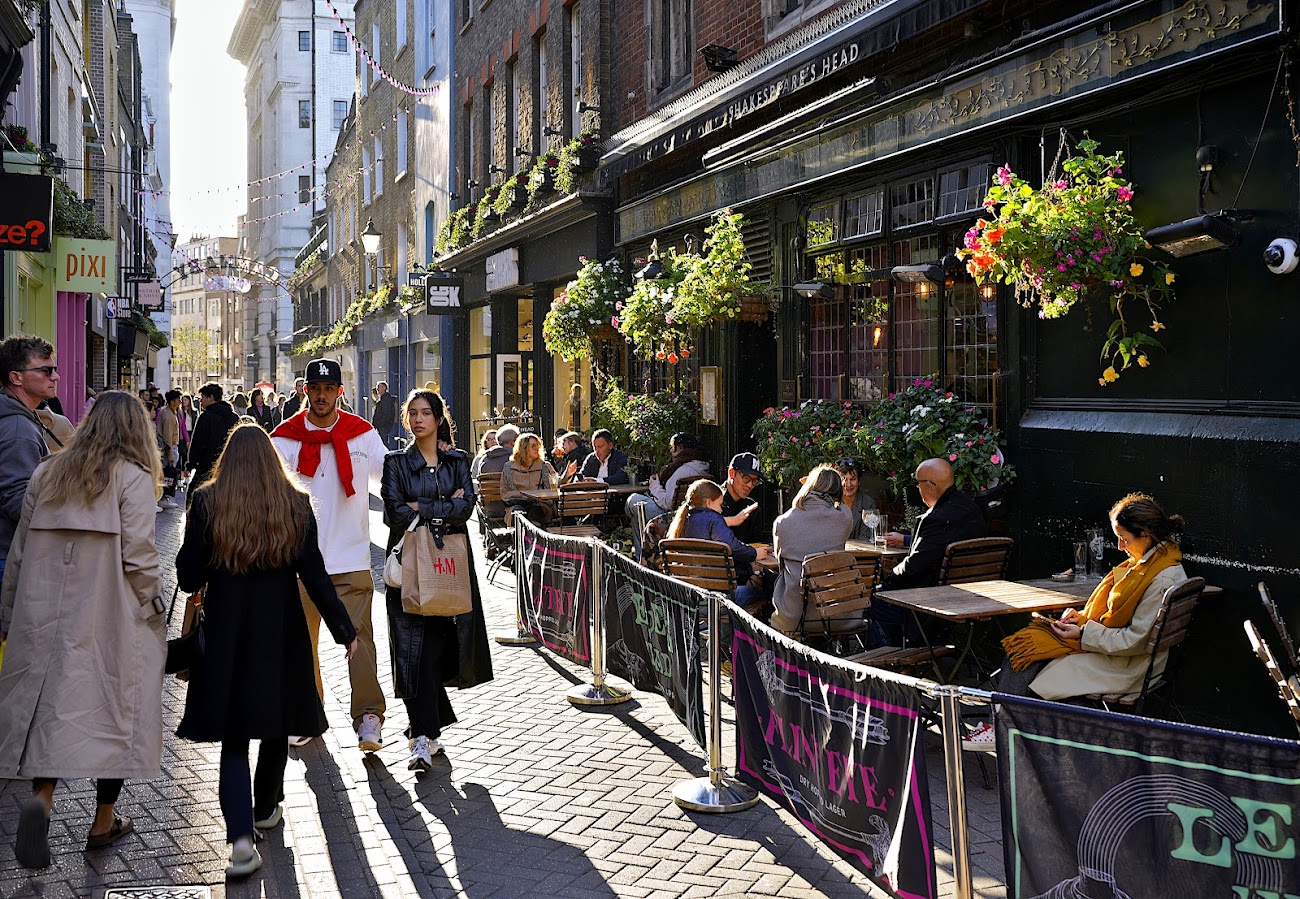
[427,285,461,308]
[485,248,520,292]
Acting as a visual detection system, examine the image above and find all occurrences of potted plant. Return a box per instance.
[528,151,561,203]
[751,400,863,491]
[616,241,696,362]
[542,256,630,362]
[471,189,500,239]
[591,379,700,472]
[959,136,1176,385]
[557,131,601,194]
[493,171,530,216]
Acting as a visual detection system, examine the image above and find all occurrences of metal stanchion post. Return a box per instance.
[568,542,631,706]
[496,515,537,646]
[672,593,759,813]
[939,685,974,899]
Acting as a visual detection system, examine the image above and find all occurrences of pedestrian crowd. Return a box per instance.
[0,334,492,879]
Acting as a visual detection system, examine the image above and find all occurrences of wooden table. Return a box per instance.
[521,483,645,502]
[845,539,908,559]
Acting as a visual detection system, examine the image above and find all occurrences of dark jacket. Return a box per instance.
[175,491,357,742]
[579,447,630,485]
[720,485,760,545]
[0,392,47,562]
[371,392,397,431]
[282,392,305,419]
[380,443,493,693]
[681,506,758,583]
[186,401,240,486]
[249,402,280,432]
[882,486,987,590]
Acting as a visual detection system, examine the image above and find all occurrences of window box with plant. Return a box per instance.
[290,282,398,356]
[557,130,601,194]
[542,256,630,362]
[492,171,530,216]
[528,151,560,203]
[472,186,502,238]
[3,124,37,153]
[958,136,1175,386]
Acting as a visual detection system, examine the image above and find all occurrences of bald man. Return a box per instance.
[874,458,987,643]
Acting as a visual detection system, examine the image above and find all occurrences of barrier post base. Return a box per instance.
[566,682,631,706]
[495,631,538,646]
[671,776,760,813]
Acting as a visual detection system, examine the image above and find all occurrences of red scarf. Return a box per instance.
[272,410,375,496]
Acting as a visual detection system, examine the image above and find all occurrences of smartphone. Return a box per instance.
[1031,611,1057,622]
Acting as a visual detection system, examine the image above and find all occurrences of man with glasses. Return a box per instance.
[0,335,59,584]
[720,453,764,544]
[875,457,986,643]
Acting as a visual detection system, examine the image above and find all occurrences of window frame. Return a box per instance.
[297,98,312,129]
[332,31,348,52]
[298,30,311,51]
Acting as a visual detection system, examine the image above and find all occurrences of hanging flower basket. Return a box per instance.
[736,295,770,322]
[958,135,1176,385]
[543,256,630,362]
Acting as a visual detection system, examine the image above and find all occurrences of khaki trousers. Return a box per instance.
[299,570,386,727]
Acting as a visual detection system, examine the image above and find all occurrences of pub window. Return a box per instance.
[891,233,940,386]
[890,177,934,229]
[847,244,889,403]
[806,200,840,249]
[938,161,993,218]
[806,285,846,400]
[650,0,692,96]
[842,190,883,240]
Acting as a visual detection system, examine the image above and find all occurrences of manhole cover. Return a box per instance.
[104,889,211,899]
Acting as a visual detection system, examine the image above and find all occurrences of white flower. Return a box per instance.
[910,405,931,417]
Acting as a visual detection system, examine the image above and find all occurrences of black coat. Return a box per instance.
[881,486,987,590]
[283,393,305,418]
[249,402,280,432]
[187,401,240,485]
[371,393,397,431]
[380,443,494,693]
[174,491,357,742]
[578,447,630,485]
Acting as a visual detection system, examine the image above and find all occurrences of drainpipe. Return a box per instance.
[38,0,49,151]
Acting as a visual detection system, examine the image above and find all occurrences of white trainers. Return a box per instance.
[357,714,383,752]
[962,721,997,752]
[407,735,442,771]
[253,804,283,830]
[288,735,313,748]
[158,498,178,510]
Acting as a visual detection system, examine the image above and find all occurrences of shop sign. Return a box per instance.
[0,173,53,252]
[424,273,466,315]
[485,248,520,293]
[137,281,163,310]
[55,237,116,292]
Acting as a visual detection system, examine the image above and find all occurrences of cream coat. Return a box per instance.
[0,461,166,780]
[1029,564,1186,701]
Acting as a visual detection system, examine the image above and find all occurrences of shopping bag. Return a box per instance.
[401,525,472,616]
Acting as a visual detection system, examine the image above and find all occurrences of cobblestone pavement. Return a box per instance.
[0,495,1007,898]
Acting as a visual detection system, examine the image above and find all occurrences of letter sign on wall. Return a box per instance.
[425,274,466,315]
[55,237,117,292]
[0,174,54,252]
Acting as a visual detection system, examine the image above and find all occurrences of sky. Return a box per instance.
[169,0,248,241]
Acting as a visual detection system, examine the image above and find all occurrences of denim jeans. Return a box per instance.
[624,494,666,559]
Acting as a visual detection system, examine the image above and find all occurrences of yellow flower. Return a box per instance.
[1129,262,1144,278]
[1164,272,1176,286]
[1102,366,1119,383]
[1137,354,1150,367]
[1150,320,1165,332]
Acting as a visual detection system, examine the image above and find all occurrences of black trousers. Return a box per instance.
[403,615,459,741]
[218,737,288,843]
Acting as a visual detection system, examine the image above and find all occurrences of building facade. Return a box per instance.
[171,235,239,393]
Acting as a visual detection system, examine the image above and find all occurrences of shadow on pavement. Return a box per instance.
[298,743,387,898]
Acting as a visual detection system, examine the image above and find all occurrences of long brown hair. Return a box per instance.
[40,390,162,505]
[511,432,541,466]
[666,479,723,539]
[198,422,313,574]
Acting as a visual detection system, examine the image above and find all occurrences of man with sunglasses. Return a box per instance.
[720,453,764,544]
[0,335,59,584]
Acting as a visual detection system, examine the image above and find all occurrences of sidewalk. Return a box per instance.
[0,496,1007,898]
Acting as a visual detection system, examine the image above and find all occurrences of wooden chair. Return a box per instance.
[1257,582,1299,672]
[1244,619,1300,737]
[474,472,515,583]
[793,551,872,653]
[660,538,737,594]
[939,537,1015,584]
[1088,576,1206,715]
[671,474,710,509]
[548,481,609,538]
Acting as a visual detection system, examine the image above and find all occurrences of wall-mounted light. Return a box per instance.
[466,178,480,191]
[636,240,664,280]
[891,263,945,285]
[793,282,834,299]
[699,44,739,72]
[979,284,996,300]
[489,164,508,175]
[360,218,382,256]
[543,126,566,138]
[578,102,601,116]
[872,325,883,347]
[1145,213,1241,258]
[514,146,537,159]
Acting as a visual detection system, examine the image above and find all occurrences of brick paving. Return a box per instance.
[0,495,1007,898]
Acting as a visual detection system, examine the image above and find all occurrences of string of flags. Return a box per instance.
[324,0,442,97]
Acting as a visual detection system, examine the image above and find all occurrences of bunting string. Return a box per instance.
[324,0,442,97]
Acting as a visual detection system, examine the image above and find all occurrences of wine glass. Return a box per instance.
[1086,527,1106,579]
[862,509,880,543]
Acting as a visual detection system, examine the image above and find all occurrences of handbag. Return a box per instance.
[383,517,420,589]
[165,586,205,681]
[402,525,472,617]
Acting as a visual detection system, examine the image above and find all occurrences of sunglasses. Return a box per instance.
[21,365,58,377]
[836,458,860,471]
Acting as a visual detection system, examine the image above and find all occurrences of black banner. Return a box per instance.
[0,173,53,252]
[517,519,591,666]
[601,549,705,749]
[997,694,1300,899]
[731,604,935,899]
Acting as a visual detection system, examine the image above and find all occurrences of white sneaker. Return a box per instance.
[407,735,442,771]
[961,721,997,752]
[288,735,313,748]
[253,804,283,830]
[357,714,383,752]
[158,498,178,510]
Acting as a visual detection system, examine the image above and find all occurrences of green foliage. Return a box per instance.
[491,172,530,217]
[52,177,108,239]
[556,130,599,195]
[290,282,397,356]
[959,136,1175,385]
[471,186,501,239]
[617,243,695,361]
[542,256,629,362]
[3,124,36,152]
[591,380,699,468]
[752,400,863,489]
[527,151,561,205]
[130,311,168,348]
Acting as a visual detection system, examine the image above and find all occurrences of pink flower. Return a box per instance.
[578,256,587,263]
[665,315,675,325]
[611,317,619,327]
[1116,186,1133,202]
[1058,264,1068,272]
[964,441,973,447]
[949,454,958,462]
[1052,180,1068,190]
[996,165,1013,187]
[990,454,1001,464]
[615,301,624,309]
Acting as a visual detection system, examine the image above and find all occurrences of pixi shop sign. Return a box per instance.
[55,237,117,293]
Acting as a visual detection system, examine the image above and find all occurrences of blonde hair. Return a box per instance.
[512,432,541,466]
[667,479,724,539]
[40,390,162,505]
[793,464,843,510]
[197,422,314,575]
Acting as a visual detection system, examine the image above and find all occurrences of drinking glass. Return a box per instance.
[1085,527,1106,579]
[874,512,889,547]
[1072,542,1088,579]
[862,509,881,543]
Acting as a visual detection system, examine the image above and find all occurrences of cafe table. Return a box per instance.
[753,538,905,572]
[520,483,645,502]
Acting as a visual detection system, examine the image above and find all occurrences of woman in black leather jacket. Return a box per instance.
[379,390,493,772]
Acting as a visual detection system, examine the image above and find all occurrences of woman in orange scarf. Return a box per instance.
[1001,494,1187,702]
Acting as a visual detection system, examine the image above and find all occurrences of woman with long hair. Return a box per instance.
[178,393,197,471]
[248,388,279,431]
[0,391,167,869]
[667,479,769,604]
[832,458,878,541]
[175,422,358,878]
[380,390,493,772]
[770,465,854,634]
[500,431,558,524]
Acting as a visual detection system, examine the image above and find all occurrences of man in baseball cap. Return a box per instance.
[271,358,389,753]
[720,451,763,544]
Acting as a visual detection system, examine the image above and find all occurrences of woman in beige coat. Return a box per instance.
[500,432,557,524]
[0,391,166,868]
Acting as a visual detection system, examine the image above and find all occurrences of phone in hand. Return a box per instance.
[1031,611,1057,622]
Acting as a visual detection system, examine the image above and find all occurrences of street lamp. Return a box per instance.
[361,218,382,256]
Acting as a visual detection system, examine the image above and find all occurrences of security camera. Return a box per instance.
[1264,238,1298,275]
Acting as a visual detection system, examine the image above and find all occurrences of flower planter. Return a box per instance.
[506,183,528,210]
[573,146,600,172]
[736,295,770,322]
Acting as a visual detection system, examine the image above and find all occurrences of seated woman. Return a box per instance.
[985,493,1187,720]
[624,432,710,557]
[500,432,558,524]
[833,458,878,541]
[770,465,854,635]
[665,479,770,607]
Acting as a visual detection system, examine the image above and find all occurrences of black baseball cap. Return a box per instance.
[305,358,342,384]
[730,452,762,479]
